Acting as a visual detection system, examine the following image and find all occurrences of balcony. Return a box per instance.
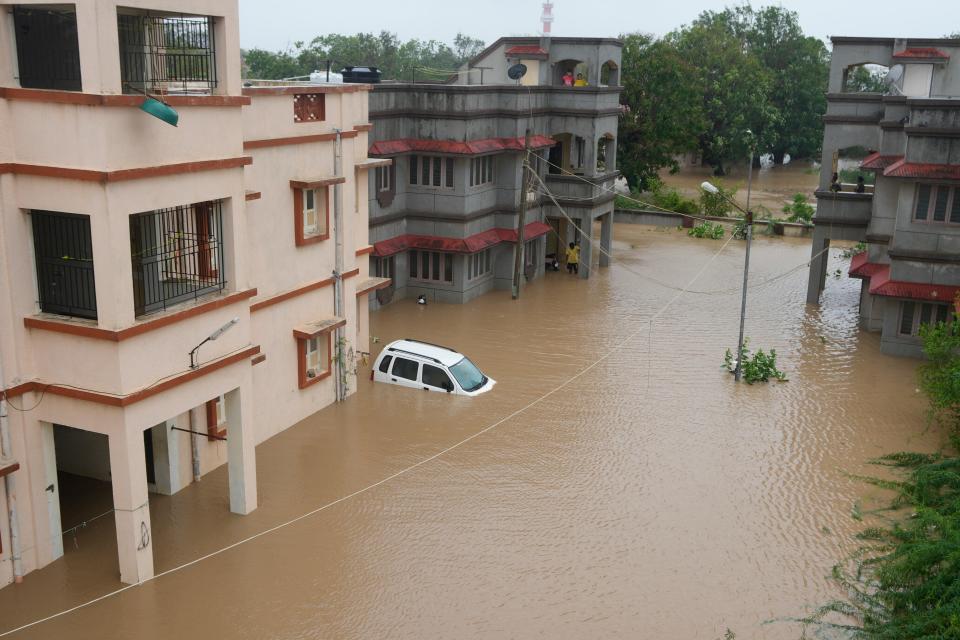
[543,172,617,204]
[118,12,217,95]
[814,190,873,226]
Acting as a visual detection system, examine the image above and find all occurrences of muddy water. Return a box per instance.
[0,226,948,639]
[660,163,820,215]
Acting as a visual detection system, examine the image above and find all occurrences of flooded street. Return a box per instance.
[660,162,820,215]
[0,225,948,639]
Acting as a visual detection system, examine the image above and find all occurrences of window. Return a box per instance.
[378,355,393,374]
[391,357,419,381]
[914,185,960,224]
[374,256,394,279]
[130,201,225,317]
[470,156,495,187]
[525,239,538,268]
[298,332,331,389]
[205,395,227,440]
[117,13,217,94]
[468,249,493,280]
[409,155,454,188]
[376,165,391,192]
[294,187,330,245]
[13,6,81,91]
[293,93,325,122]
[409,250,454,283]
[899,301,951,337]
[31,211,97,319]
[575,137,586,169]
[422,364,453,390]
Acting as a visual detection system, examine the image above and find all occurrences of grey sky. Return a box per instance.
[238,0,960,52]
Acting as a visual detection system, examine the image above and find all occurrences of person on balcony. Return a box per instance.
[855,176,866,193]
[830,173,842,192]
[562,70,574,86]
[574,73,588,87]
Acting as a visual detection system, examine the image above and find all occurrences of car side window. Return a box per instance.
[378,355,393,374]
[392,357,419,381]
[422,364,453,389]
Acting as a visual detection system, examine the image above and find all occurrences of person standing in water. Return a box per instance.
[565,242,580,275]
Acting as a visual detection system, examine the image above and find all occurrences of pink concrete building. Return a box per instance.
[0,0,388,587]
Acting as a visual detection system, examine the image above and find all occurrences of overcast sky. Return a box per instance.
[238,0,960,52]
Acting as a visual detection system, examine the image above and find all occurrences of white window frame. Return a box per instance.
[410,155,454,189]
[914,184,960,225]
[898,300,951,337]
[376,165,391,192]
[213,394,226,427]
[303,188,321,236]
[409,249,454,283]
[374,255,394,279]
[305,335,322,377]
[470,156,495,187]
[468,248,492,280]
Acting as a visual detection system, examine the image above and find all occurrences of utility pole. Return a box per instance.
[734,141,756,382]
[512,129,532,300]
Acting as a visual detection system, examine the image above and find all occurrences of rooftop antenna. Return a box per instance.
[540,2,554,36]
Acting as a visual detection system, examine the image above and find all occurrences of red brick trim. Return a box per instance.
[0,462,19,479]
[245,190,262,201]
[205,398,228,441]
[251,353,267,366]
[249,269,359,313]
[297,333,332,389]
[243,85,370,96]
[2,346,260,407]
[24,289,257,342]
[0,157,252,182]
[0,87,250,106]
[355,123,373,131]
[355,245,374,256]
[244,129,360,150]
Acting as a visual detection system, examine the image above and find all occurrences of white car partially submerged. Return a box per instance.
[371,339,496,396]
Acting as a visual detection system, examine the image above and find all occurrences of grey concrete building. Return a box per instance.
[808,37,960,357]
[366,36,622,305]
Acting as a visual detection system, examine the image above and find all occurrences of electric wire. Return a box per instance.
[0,204,739,639]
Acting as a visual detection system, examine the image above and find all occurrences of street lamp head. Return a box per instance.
[207,317,239,341]
[701,181,720,194]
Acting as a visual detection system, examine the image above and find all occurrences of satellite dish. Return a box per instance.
[883,64,904,95]
[507,63,528,81]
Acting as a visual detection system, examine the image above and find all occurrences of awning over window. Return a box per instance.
[292,316,346,340]
[355,277,392,297]
[867,265,960,302]
[372,222,553,257]
[883,160,960,181]
[892,47,950,62]
[289,176,346,190]
[860,152,902,171]
[369,135,556,157]
[355,158,392,172]
[848,252,887,278]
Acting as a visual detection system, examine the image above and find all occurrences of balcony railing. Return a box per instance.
[31,211,97,319]
[13,6,82,91]
[130,201,226,317]
[118,13,217,94]
[814,190,873,226]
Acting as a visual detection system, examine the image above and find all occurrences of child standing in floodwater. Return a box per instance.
[565,242,580,274]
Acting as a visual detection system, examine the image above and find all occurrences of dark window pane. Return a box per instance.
[392,357,419,381]
[937,304,949,325]
[378,355,393,373]
[915,185,931,220]
[422,364,452,389]
[934,187,949,222]
[422,251,430,278]
[409,155,418,185]
[422,157,429,185]
[409,250,418,278]
[444,254,453,282]
[920,303,933,326]
[446,158,454,187]
[433,157,442,186]
[432,252,440,280]
[900,302,915,335]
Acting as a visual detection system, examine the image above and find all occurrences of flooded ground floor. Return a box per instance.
[0,225,947,639]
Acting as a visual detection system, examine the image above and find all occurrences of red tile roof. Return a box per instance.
[373,222,552,257]
[505,45,548,56]
[369,135,556,157]
[848,252,887,278]
[883,159,960,180]
[867,265,960,302]
[892,47,950,61]
[860,152,902,171]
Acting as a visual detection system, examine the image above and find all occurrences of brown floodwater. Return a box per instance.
[659,162,820,215]
[0,226,948,639]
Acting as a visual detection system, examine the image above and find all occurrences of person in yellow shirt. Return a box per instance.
[565,242,580,274]
[574,73,588,87]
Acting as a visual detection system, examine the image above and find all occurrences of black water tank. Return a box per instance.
[341,66,382,83]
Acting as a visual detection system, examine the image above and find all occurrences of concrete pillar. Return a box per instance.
[599,212,613,268]
[108,428,153,584]
[579,214,593,279]
[805,230,831,305]
[225,383,257,515]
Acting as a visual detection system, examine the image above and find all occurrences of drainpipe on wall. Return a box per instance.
[188,407,200,482]
[333,129,346,403]
[0,352,24,583]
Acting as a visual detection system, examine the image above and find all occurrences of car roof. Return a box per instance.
[383,339,465,367]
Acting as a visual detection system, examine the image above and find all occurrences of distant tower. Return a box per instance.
[540,2,554,36]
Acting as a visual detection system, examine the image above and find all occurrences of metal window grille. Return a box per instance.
[13,7,82,91]
[118,13,217,94]
[31,211,97,319]
[130,201,226,317]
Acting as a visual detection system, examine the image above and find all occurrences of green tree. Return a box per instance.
[844,65,887,93]
[616,33,706,190]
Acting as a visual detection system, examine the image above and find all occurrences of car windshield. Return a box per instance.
[449,357,486,392]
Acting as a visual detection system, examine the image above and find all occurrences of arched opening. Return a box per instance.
[600,60,619,86]
[829,145,876,193]
[548,132,588,174]
[556,59,588,86]
[842,63,889,93]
